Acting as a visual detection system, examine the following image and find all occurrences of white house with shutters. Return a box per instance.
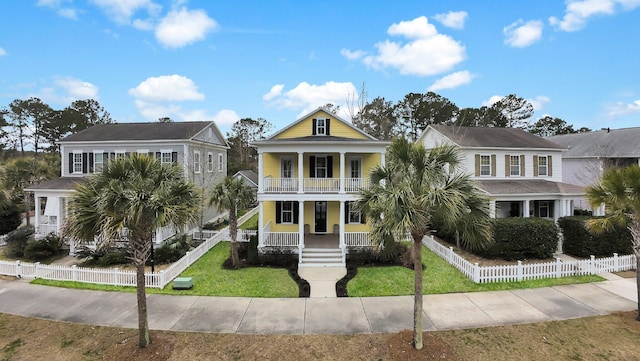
[418,125,584,220]
[26,121,228,254]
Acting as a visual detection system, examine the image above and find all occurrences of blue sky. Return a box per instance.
[1,0,639,135]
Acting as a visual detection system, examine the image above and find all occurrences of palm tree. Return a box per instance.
[66,154,200,348]
[3,157,55,226]
[358,138,492,350]
[208,176,255,268]
[586,164,640,321]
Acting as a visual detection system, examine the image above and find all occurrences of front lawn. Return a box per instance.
[347,245,604,297]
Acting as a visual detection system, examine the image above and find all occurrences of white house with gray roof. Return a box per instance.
[26,121,229,254]
[418,125,584,220]
[547,127,640,214]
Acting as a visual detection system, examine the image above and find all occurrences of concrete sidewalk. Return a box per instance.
[0,277,636,334]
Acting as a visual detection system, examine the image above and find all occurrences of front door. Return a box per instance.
[314,201,327,233]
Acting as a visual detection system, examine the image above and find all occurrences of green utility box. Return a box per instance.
[172,277,193,290]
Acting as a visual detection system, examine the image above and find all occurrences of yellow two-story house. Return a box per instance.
[253,107,389,266]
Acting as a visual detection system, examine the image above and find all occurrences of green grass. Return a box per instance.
[239,213,258,230]
[347,245,604,297]
[33,242,298,298]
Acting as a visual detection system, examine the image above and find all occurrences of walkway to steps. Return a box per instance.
[298,266,347,297]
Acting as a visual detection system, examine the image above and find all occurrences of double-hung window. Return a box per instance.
[538,156,548,176]
[315,118,326,135]
[218,153,224,172]
[161,151,172,165]
[510,155,520,176]
[281,201,294,223]
[194,151,201,173]
[72,152,82,174]
[480,155,491,176]
[207,152,214,172]
[93,152,104,173]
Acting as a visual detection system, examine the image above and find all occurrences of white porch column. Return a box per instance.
[258,201,264,247]
[558,199,565,219]
[380,152,386,167]
[523,200,530,218]
[34,196,41,233]
[339,152,345,193]
[297,152,304,193]
[489,200,496,218]
[257,152,264,193]
[298,201,305,250]
[57,197,64,232]
[554,200,561,221]
[339,201,345,249]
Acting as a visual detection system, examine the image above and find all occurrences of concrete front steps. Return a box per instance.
[299,248,344,267]
[299,248,346,297]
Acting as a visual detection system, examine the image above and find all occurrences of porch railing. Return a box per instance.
[345,232,373,247]
[263,177,298,192]
[263,232,299,247]
[345,178,370,192]
[37,224,60,236]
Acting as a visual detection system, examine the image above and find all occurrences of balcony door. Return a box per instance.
[280,157,295,191]
[314,201,327,233]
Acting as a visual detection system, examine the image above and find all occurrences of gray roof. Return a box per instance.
[477,179,584,196]
[25,177,86,192]
[431,125,564,149]
[234,170,258,187]
[59,122,214,142]
[547,127,640,158]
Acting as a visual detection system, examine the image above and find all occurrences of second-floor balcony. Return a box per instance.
[263,177,370,193]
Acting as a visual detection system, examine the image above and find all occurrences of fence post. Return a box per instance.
[590,255,596,274]
[35,262,41,279]
[72,265,77,281]
[448,247,454,264]
[517,261,523,282]
[16,260,21,278]
[473,263,480,283]
[613,253,619,272]
[114,268,119,286]
[555,257,561,278]
[159,270,166,289]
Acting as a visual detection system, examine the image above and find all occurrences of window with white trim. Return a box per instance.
[348,203,361,224]
[315,156,327,178]
[115,150,126,159]
[480,155,491,176]
[349,158,361,179]
[194,151,201,173]
[538,201,550,218]
[281,157,293,178]
[93,152,104,173]
[218,153,224,172]
[73,152,82,174]
[281,201,294,223]
[161,151,172,165]
[315,118,326,135]
[207,152,214,172]
[538,156,548,176]
[510,155,520,176]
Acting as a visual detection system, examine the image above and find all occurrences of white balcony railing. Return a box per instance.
[38,224,60,236]
[303,178,339,193]
[345,178,370,192]
[263,177,298,192]
[263,232,299,247]
[262,177,370,193]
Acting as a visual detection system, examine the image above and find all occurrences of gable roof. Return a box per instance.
[424,125,565,149]
[264,107,378,141]
[547,127,640,158]
[59,121,226,145]
[477,179,584,196]
[233,170,258,187]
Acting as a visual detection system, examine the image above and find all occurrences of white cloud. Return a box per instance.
[155,7,218,48]
[504,19,543,47]
[344,16,466,77]
[340,49,365,60]
[264,81,357,117]
[549,0,640,32]
[129,74,205,102]
[36,0,79,20]
[55,76,100,99]
[0,47,6,56]
[262,84,284,101]
[132,18,155,31]
[528,95,551,111]
[433,11,468,29]
[211,109,240,126]
[57,8,78,20]
[482,95,504,107]
[428,70,475,91]
[608,99,640,116]
[90,0,161,24]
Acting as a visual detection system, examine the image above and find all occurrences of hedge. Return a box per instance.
[477,217,558,260]
[558,216,633,257]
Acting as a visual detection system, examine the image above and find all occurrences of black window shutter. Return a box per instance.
[312,118,317,135]
[326,119,330,135]
[68,153,73,173]
[309,156,316,177]
[110,152,115,161]
[345,202,350,223]
[172,152,178,163]
[293,202,299,224]
[327,156,333,177]
[361,211,366,224]
[103,152,109,169]
[82,153,88,173]
[276,202,282,224]
[88,153,94,173]
[155,152,161,160]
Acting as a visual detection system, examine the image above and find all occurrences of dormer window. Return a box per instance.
[312,118,330,136]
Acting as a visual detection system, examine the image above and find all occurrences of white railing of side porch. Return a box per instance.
[261,221,299,247]
[345,178,370,192]
[345,232,373,247]
[37,224,60,236]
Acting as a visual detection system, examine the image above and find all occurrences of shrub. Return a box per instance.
[3,226,35,258]
[0,203,22,235]
[152,235,193,265]
[559,216,633,257]
[477,218,558,260]
[247,235,258,264]
[23,233,64,261]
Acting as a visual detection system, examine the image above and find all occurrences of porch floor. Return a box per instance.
[304,234,339,248]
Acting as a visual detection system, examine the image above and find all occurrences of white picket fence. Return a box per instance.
[0,234,6,246]
[423,236,636,283]
[0,207,260,289]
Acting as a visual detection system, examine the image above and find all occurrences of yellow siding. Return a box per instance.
[274,110,368,140]
[303,202,314,228]
[263,153,299,178]
[345,223,370,232]
[263,200,372,233]
[262,200,297,232]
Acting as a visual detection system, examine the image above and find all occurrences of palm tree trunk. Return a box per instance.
[412,233,423,350]
[230,208,240,268]
[136,260,151,347]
